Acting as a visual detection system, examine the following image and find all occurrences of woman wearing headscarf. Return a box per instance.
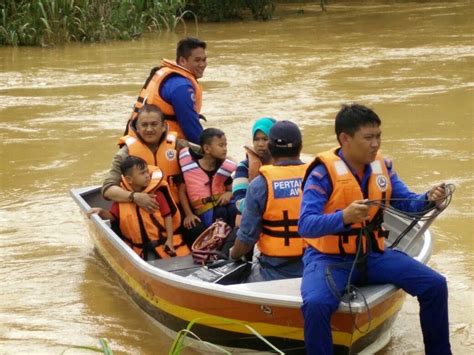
[232,117,276,224]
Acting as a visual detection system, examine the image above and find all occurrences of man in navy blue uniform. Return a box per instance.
[298,104,451,354]
[230,120,307,282]
[130,37,207,144]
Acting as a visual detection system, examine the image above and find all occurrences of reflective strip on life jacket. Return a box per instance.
[179,147,237,216]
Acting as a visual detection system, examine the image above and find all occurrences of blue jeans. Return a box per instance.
[300,247,451,355]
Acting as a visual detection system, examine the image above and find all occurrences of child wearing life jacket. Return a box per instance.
[88,156,189,260]
[178,128,237,244]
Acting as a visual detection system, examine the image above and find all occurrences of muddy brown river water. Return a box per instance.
[1,1,472,353]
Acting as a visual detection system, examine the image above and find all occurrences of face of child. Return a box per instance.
[204,135,227,160]
[136,111,165,146]
[127,165,151,190]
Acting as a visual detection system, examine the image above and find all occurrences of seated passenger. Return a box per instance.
[89,156,189,261]
[230,121,307,282]
[232,117,276,225]
[178,128,237,244]
[103,104,184,211]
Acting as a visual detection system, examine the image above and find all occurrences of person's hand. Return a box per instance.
[216,191,233,206]
[183,214,201,229]
[342,200,370,225]
[134,192,159,213]
[86,207,102,218]
[229,246,246,262]
[427,183,446,207]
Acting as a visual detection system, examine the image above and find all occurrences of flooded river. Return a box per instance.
[1,1,472,353]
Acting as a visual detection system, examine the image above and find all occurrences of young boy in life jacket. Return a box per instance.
[88,156,189,261]
[178,128,237,245]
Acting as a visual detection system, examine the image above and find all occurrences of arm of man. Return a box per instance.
[387,160,444,212]
[298,165,355,237]
[102,146,128,198]
[162,76,203,144]
[230,177,266,260]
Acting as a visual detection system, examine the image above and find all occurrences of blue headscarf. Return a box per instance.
[251,117,277,138]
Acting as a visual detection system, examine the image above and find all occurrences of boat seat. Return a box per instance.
[147,255,201,276]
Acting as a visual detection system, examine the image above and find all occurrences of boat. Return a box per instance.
[71,185,437,354]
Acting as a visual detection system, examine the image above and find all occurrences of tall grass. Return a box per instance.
[0,0,195,46]
[1,0,276,46]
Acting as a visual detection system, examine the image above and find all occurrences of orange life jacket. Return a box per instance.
[258,163,308,258]
[303,149,392,255]
[118,131,181,204]
[179,147,237,216]
[244,145,263,181]
[127,59,202,139]
[118,166,189,260]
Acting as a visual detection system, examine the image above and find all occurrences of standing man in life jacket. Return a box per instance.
[230,121,307,282]
[298,104,450,354]
[103,104,184,213]
[127,37,207,144]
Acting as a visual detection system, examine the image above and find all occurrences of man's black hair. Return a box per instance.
[137,104,164,122]
[120,156,147,176]
[176,37,206,62]
[199,128,225,147]
[335,104,381,143]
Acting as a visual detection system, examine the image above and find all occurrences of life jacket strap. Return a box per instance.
[261,227,300,239]
[191,194,222,215]
[262,210,298,246]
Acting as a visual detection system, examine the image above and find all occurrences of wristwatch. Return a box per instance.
[128,191,135,202]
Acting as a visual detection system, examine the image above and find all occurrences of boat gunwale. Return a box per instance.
[71,185,433,312]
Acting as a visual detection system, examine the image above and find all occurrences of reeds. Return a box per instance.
[0,0,195,46]
[1,0,276,46]
[169,316,284,354]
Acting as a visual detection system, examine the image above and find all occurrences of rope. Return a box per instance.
[324,183,455,334]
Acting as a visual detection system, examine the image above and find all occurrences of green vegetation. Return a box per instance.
[0,0,194,46]
[186,0,274,22]
[169,316,284,355]
[62,338,113,354]
[0,0,276,46]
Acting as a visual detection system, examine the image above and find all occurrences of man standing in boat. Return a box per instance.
[230,120,307,282]
[127,37,207,144]
[298,104,451,354]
